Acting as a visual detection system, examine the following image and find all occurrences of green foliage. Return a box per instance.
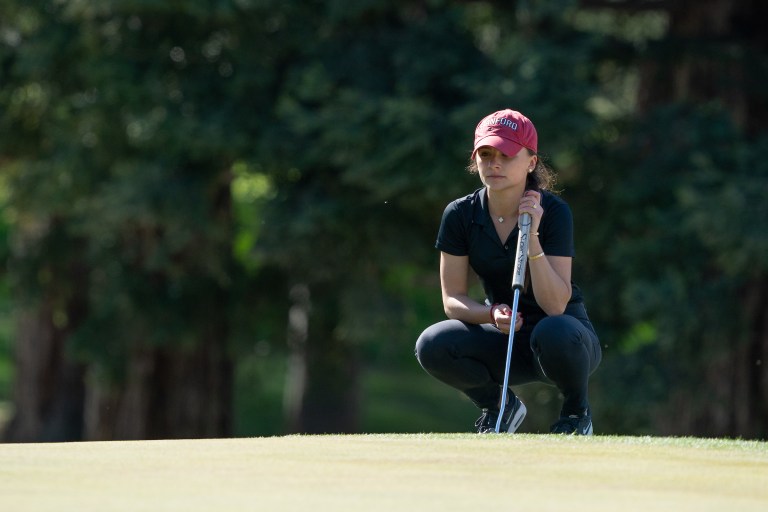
[0,2,253,382]
[592,105,760,342]
[1,0,766,438]
[576,102,768,433]
[233,347,288,436]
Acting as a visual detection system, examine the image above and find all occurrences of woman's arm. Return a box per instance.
[520,191,573,316]
[440,252,486,322]
[526,232,572,315]
[440,252,521,332]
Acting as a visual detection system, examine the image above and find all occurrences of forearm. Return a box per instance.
[443,294,493,325]
[527,237,571,315]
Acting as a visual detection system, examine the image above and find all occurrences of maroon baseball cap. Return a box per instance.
[472,109,538,157]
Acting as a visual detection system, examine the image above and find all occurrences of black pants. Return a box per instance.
[415,303,601,417]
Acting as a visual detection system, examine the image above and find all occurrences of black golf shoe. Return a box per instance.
[475,396,527,434]
[550,410,593,435]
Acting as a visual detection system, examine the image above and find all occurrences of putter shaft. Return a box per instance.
[494,212,532,433]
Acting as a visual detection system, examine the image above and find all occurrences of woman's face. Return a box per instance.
[475,146,536,191]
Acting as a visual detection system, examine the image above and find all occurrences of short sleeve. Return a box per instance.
[540,195,575,258]
[435,200,468,256]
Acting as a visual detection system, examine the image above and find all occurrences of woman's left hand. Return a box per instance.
[493,306,524,334]
[519,190,543,234]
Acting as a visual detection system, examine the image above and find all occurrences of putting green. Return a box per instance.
[1,434,766,511]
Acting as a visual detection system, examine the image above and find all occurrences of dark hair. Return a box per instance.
[466,149,558,193]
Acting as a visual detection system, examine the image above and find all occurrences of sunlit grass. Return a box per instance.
[1,434,766,512]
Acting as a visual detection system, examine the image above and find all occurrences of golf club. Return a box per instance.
[494,211,532,433]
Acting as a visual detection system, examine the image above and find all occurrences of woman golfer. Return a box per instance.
[415,109,601,434]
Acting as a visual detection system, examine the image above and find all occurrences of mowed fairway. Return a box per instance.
[1,434,766,511]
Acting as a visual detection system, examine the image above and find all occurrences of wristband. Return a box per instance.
[489,303,500,325]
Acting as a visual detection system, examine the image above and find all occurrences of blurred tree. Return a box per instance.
[254,1,485,432]
[250,0,613,433]
[0,1,277,440]
[1,0,765,441]
[575,0,768,437]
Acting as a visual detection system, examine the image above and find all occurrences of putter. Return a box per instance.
[494,211,532,433]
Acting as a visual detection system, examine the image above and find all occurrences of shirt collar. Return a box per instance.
[472,187,493,227]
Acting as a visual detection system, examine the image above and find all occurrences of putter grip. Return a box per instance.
[511,213,532,290]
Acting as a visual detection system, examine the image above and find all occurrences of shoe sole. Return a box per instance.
[551,429,593,435]
[552,423,593,435]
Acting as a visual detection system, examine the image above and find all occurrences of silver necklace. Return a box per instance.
[497,216,505,223]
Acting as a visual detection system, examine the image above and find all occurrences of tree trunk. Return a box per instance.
[742,278,768,438]
[5,295,234,442]
[2,223,90,443]
[84,179,236,440]
[284,282,361,434]
[701,279,768,439]
[85,338,233,441]
[634,0,768,438]
[4,179,237,442]
[3,302,86,442]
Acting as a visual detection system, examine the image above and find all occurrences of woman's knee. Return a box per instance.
[415,321,453,368]
[531,315,586,355]
[416,319,477,368]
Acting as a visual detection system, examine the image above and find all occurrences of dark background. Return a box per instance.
[1,0,766,441]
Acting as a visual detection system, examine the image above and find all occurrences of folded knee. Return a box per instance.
[531,316,585,354]
[415,328,439,368]
[415,323,456,369]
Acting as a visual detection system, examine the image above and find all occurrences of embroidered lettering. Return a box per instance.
[489,117,518,130]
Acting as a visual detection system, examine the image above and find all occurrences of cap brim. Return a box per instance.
[472,135,525,158]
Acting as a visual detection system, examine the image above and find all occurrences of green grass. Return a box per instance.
[1,434,766,511]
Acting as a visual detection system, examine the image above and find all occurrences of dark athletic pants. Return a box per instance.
[415,303,601,417]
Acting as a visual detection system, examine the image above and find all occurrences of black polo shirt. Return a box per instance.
[436,187,583,319]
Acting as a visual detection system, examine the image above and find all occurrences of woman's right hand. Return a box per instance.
[492,304,523,334]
